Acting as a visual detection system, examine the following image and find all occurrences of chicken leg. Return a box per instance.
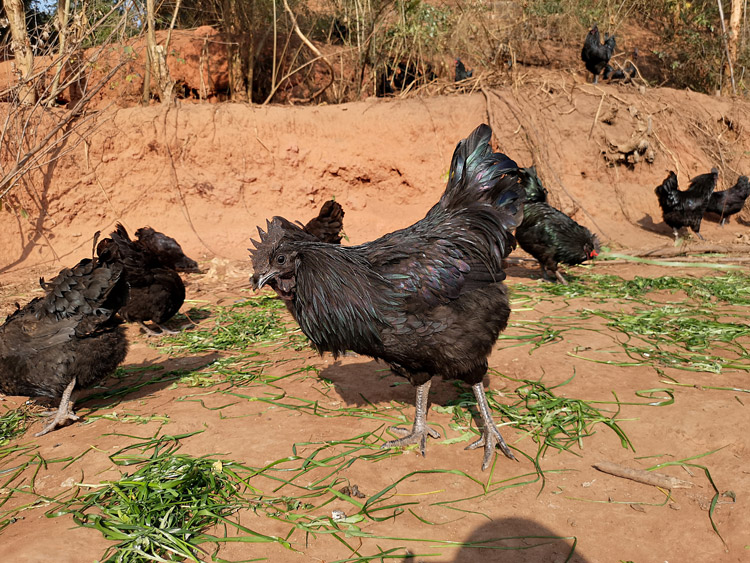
[465,382,516,471]
[35,377,79,436]
[382,379,440,456]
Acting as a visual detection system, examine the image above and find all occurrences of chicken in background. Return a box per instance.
[455,59,473,82]
[704,175,749,226]
[516,203,600,285]
[513,167,599,285]
[134,227,201,272]
[581,24,616,84]
[604,48,639,82]
[654,169,717,241]
[299,199,346,244]
[97,224,186,336]
[251,124,526,470]
[0,238,129,436]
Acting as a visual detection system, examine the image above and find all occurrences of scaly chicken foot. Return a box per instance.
[34,377,78,436]
[382,379,440,456]
[554,270,568,285]
[465,382,516,471]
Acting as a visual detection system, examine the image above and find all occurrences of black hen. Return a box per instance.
[300,200,346,244]
[581,24,616,84]
[705,175,750,226]
[97,224,186,336]
[251,124,525,470]
[135,227,200,272]
[0,254,128,436]
[516,202,599,285]
[604,48,639,82]
[455,59,473,82]
[654,169,717,240]
[520,166,549,203]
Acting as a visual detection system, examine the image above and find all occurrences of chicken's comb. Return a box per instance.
[248,217,308,259]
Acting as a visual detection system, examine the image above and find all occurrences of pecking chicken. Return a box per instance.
[515,202,599,285]
[581,24,616,84]
[0,246,129,436]
[705,175,749,226]
[654,169,717,240]
[97,224,186,336]
[251,124,526,471]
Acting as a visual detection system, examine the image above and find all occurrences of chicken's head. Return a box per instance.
[249,217,309,301]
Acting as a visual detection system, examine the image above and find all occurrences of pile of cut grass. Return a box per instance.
[51,433,286,562]
[159,295,289,353]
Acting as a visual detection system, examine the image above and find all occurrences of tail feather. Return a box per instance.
[303,200,345,244]
[438,124,525,232]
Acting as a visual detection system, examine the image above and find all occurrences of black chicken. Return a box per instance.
[455,59,473,82]
[581,24,616,84]
[705,175,750,226]
[515,203,599,285]
[520,166,549,203]
[299,199,346,244]
[604,48,639,82]
[97,224,186,336]
[251,124,525,470]
[134,227,200,272]
[0,252,128,436]
[654,169,717,241]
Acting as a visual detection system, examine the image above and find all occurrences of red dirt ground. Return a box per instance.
[1,69,749,562]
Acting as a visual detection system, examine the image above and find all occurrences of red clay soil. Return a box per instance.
[1,70,749,562]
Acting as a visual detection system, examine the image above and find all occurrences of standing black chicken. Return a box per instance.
[654,169,717,240]
[97,224,186,335]
[581,24,616,84]
[705,175,750,226]
[134,227,200,272]
[251,124,525,470]
[299,199,346,244]
[0,249,129,436]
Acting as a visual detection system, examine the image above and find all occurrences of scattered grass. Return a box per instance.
[441,374,632,462]
[0,407,29,447]
[510,272,750,306]
[158,295,289,353]
[50,433,288,562]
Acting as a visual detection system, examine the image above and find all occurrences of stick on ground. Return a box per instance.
[593,461,694,490]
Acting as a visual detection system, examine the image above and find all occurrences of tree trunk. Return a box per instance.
[145,0,174,103]
[3,0,36,105]
[47,0,72,106]
[224,0,248,102]
[728,0,742,64]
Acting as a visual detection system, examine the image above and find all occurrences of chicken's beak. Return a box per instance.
[253,271,276,291]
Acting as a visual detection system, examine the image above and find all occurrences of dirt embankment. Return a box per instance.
[2,69,749,283]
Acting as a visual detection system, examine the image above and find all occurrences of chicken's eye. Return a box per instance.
[276,255,286,265]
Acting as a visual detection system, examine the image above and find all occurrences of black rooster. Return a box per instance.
[516,203,599,285]
[455,59,473,82]
[97,224,186,335]
[654,169,717,240]
[581,24,616,84]
[0,250,129,436]
[251,124,525,470]
[604,48,639,82]
[135,227,200,272]
[299,199,346,244]
[705,175,750,226]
